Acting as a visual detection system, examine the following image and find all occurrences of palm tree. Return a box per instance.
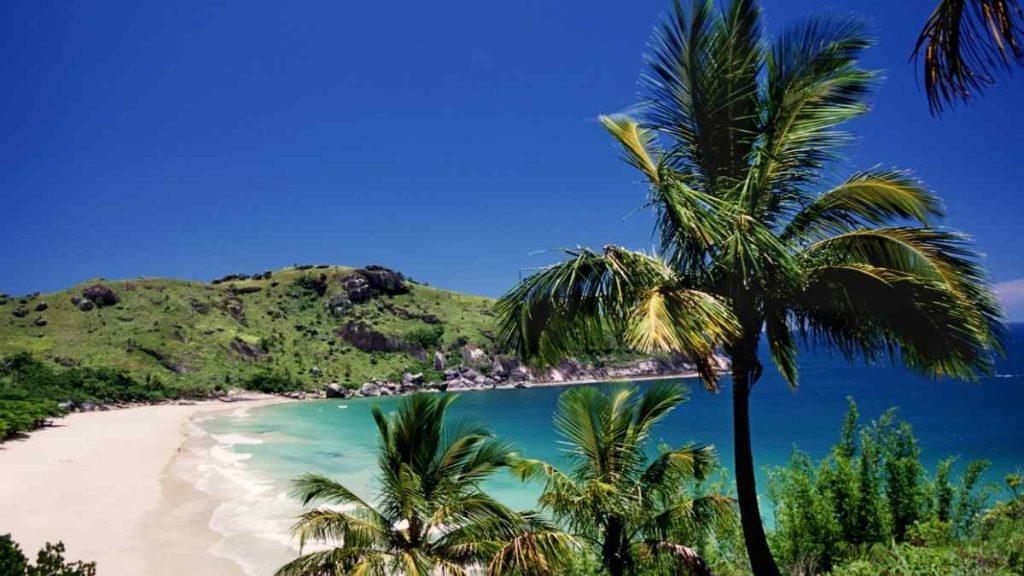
[275,393,572,576]
[914,0,1024,114]
[496,1,1004,573]
[515,383,735,576]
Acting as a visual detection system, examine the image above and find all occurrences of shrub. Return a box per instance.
[769,398,995,572]
[0,535,95,576]
[404,325,444,349]
[243,371,302,393]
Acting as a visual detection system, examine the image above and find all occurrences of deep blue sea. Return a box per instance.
[196,325,1023,571]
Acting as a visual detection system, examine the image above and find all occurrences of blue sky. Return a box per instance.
[2,1,1022,318]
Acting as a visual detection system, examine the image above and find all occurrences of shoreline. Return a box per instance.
[0,371,703,576]
[0,396,284,576]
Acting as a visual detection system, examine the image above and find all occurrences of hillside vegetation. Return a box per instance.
[0,265,495,393]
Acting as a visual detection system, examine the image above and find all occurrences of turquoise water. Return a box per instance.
[200,325,1024,552]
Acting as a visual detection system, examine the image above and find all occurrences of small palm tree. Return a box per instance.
[275,393,572,576]
[515,383,734,576]
[914,0,1024,114]
[496,1,1003,573]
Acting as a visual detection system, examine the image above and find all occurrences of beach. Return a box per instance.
[0,398,284,576]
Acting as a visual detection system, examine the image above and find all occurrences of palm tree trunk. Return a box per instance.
[731,353,781,576]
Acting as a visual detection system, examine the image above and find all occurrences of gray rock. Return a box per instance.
[324,294,353,318]
[490,359,507,378]
[12,308,28,318]
[359,382,382,397]
[325,383,349,398]
[33,317,47,327]
[82,284,118,307]
[433,350,445,371]
[79,402,98,412]
[78,299,95,311]
[34,302,48,312]
[402,372,424,385]
[461,345,490,367]
[443,369,460,380]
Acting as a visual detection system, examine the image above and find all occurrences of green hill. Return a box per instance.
[0,265,496,393]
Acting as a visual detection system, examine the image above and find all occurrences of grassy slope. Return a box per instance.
[0,266,495,392]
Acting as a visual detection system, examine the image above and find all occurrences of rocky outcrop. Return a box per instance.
[461,344,490,367]
[228,337,266,361]
[358,265,408,295]
[132,345,191,374]
[325,383,350,398]
[336,321,408,354]
[433,350,446,371]
[324,294,353,318]
[339,273,375,303]
[82,285,119,307]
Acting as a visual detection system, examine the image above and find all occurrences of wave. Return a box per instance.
[180,415,301,575]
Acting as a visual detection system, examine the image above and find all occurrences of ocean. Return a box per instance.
[192,324,1024,574]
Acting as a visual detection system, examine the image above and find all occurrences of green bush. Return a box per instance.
[769,398,995,573]
[404,325,444,349]
[0,535,95,576]
[242,371,302,393]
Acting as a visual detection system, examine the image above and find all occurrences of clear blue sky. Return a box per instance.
[2,1,1022,317]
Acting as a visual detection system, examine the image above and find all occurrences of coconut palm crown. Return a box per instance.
[275,393,572,576]
[515,383,734,576]
[496,0,1004,573]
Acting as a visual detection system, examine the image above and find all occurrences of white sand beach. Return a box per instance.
[0,398,284,575]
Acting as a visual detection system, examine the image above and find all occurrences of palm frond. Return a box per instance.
[782,169,943,241]
[800,227,1004,350]
[765,312,798,388]
[600,115,662,185]
[914,0,1024,114]
[641,0,762,185]
[274,548,389,576]
[487,530,577,576]
[752,15,876,219]
[793,263,1000,379]
[495,246,736,376]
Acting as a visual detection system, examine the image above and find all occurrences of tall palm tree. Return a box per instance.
[275,393,572,576]
[496,1,1004,573]
[914,0,1024,114]
[515,383,735,576]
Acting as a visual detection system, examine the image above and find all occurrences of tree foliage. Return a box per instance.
[515,383,735,576]
[276,393,573,576]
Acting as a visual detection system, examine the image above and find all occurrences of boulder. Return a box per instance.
[359,382,382,397]
[357,265,409,295]
[461,345,490,367]
[82,285,118,307]
[461,368,481,381]
[339,273,375,303]
[78,402,98,412]
[443,369,460,380]
[446,378,477,391]
[34,302,48,312]
[33,317,47,327]
[336,321,406,353]
[190,299,211,314]
[510,365,533,382]
[490,359,507,378]
[324,293,353,318]
[11,308,28,318]
[402,372,424,385]
[325,383,349,398]
[433,350,446,371]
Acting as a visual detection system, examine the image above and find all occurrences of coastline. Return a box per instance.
[0,370,703,576]
[0,396,284,576]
